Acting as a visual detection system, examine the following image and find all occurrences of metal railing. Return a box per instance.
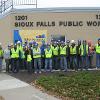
[0,0,37,14]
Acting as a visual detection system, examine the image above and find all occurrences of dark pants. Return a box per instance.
[96,53,100,68]
[81,56,88,70]
[27,62,32,73]
[11,58,19,73]
[66,56,70,69]
[5,59,11,72]
[88,55,93,68]
[41,57,45,69]
[70,55,77,70]
[77,55,81,69]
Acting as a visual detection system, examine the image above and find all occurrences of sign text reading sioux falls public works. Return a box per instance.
[14,14,100,27]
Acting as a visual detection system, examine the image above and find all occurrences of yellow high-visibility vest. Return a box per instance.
[70,46,76,55]
[60,46,66,55]
[96,44,100,53]
[11,48,19,58]
[27,54,32,62]
[81,45,88,56]
[52,46,59,56]
[45,49,52,58]
[33,48,41,58]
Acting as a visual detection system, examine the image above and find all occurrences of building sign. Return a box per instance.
[14,14,100,27]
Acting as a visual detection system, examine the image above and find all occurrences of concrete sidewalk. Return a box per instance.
[0,73,60,100]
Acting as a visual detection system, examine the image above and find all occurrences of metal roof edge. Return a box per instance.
[0,7,100,19]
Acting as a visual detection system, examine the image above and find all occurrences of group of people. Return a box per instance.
[0,38,100,74]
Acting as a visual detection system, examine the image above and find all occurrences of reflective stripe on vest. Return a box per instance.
[60,46,66,55]
[45,49,52,58]
[33,48,41,58]
[27,55,32,62]
[96,44,100,53]
[52,46,58,56]
[11,48,19,58]
[70,46,76,55]
[81,45,88,56]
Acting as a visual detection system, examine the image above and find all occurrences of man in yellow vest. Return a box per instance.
[66,40,70,69]
[81,40,89,70]
[52,41,59,70]
[60,41,67,71]
[0,43,3,71]
[33,43,41,74]
[95,38,100,69]
[70,40,77,71]
[76,40,81,69]
[45,43,53,72]
[10,44,20,73]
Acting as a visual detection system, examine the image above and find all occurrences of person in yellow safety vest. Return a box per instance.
[81,40,89,70]
[45,43,53,72]
[66,40,71,69]
[33,43,41,74]
[60,41,67,71]
[10,44,20,73]
[0,43,3,72]
[76,40,82,69]
[27,50,32,74]
[52,41,59,70]
[70,40,77,71]
[95,38,100,69]
[17,41,23,70]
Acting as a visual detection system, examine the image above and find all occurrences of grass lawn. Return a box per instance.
[35,71,100,100]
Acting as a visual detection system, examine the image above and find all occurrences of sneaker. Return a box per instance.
[34,71,37,74]
[39,71,41,74]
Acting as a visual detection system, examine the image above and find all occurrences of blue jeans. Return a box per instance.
[81,56,89,69]
[45,58,52,71]
[70,55,77,70]
[0,58,3,70]
[60,56,67,71]
[96,53,100,68]
[34,58,41,72]
[53,56,59,70]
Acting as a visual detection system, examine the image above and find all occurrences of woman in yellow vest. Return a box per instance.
[95,38,100,68]
[45,43,53,72]
[27,50,32,74]
[33,43,41,74]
